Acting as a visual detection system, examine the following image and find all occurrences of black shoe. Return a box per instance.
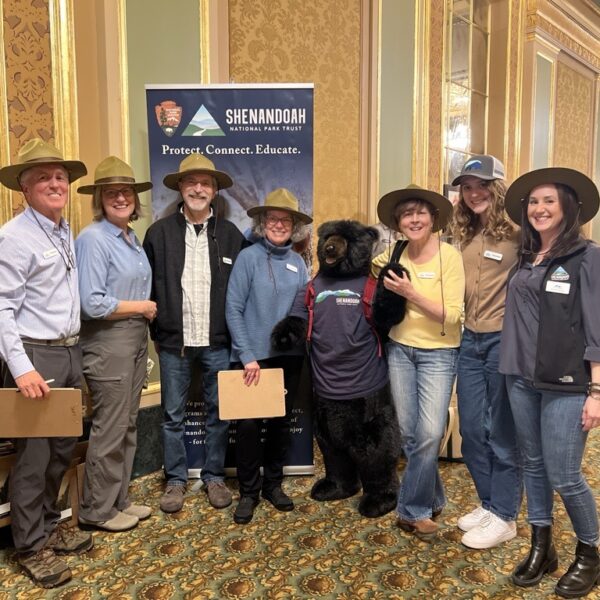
[555,541,600,598]
[234,496,258,524]
[262,486,294,511]
[512,525,558,587]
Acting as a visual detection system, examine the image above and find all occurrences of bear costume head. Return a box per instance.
[317,220,379,278]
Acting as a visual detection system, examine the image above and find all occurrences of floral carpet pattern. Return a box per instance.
[2,435,600,599]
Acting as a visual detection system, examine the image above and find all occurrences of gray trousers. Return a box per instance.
[79,318,148,522]
[2,344,83,553]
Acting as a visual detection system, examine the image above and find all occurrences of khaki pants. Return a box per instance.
[79,318,148,522]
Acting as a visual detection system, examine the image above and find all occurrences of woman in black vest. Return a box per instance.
[499,167,600,598]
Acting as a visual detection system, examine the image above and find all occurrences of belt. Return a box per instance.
[21,335,79,347]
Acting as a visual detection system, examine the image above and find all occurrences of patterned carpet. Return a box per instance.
[2,435,600,599]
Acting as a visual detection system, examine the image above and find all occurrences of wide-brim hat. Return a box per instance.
[77,155,152,194]
[505,167,600,225]
[163,153,233,191]
[247,188,312,224]
[0,138,87,191]
[377,184,453,233]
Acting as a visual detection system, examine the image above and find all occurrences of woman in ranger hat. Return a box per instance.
[450,155,522,550]
[372,185,465,537]
[226,188,311,525]
[499,167,600,598]
[75,156,157,532]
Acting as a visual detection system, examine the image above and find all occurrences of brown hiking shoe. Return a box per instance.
[18,547,72,588]
[46,522,94,554]
[205,481,232,509]
[160,484,185,513]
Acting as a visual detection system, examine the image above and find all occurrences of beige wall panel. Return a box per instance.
[553,60,594,173]
[228,0,361,226]
[427,0,444,191]
[4,0,53,215]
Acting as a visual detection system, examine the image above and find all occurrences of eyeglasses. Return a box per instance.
[103,188,135,200]
[265,215,293,227]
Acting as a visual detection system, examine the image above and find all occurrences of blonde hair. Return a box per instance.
[451,179,513,248]
[92,187,142,223]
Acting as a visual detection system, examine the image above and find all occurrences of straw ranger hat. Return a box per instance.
[377,184,453,233]
[77,156,152,194]
[163,153,233,191]
[247,188,312,224]
[0,138,87,191]
[505,167,600,225]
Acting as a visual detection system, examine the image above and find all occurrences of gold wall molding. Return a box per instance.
[0,0,11,224]
[200,0,230,83]
[530,14,600,71]
[427,0,444,191]
[49,0,81,233]
[412,0,430,187]
[504,0,526,181]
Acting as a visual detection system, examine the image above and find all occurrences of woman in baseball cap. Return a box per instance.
[450,155,522,551]
[499,167,600,597]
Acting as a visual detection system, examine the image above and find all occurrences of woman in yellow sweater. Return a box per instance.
[373,185,465,537]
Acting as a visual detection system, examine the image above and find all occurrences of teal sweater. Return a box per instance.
[226,237,309,365]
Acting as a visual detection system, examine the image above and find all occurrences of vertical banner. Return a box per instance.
[145,84,314,475]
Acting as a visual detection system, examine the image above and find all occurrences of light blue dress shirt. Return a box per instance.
[0,206,80,378]
[75,218,151,320]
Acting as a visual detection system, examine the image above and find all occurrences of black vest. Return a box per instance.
[521,242,589,392]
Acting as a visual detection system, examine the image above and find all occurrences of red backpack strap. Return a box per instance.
[362,275,383,357]
[304,278,316,343]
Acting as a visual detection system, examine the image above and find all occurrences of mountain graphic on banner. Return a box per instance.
[182,105,225,136]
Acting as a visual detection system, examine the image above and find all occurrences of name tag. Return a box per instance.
[484,250,503,261]
[286,263,298,273]
[222,257,232,265]
[43,248,59,259]
[545,281,570,295]
[417,271,435,279]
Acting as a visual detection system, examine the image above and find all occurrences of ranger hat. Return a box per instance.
[0,138,87,191]
[78,156,152,194]
[163,153,233,191]
[247,188,312,224]
[505,167,600,225]
[377,184,453,233]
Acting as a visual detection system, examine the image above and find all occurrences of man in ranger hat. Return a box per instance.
[0,138,93,588]
[143,153,246,513]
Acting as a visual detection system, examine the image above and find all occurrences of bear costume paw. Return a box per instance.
[372,263,410,334]
[358,491,398,519]
[310,478,360,502]
[271,316,308,352]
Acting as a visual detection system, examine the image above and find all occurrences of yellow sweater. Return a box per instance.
[372,241,465,349]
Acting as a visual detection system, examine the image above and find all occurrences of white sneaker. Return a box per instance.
[457,506,490,532]
[461,513,516,549]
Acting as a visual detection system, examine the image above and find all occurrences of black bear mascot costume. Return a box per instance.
[272,220,408,517]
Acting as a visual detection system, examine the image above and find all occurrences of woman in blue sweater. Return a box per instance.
[226,188,311,524]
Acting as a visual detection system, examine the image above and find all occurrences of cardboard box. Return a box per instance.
[0,388,83,437]
[218,368,285,420]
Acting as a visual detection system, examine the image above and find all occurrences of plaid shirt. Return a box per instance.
[181,208,211,347]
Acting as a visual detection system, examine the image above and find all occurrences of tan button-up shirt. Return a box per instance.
[462,228,520,333]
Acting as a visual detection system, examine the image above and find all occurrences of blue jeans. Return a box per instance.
[387,341,458,522]
[159,347,230,485]
[506,376,599,546]
[456,329,522,521]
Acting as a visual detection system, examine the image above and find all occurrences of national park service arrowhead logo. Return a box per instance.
[155,101,182,137]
